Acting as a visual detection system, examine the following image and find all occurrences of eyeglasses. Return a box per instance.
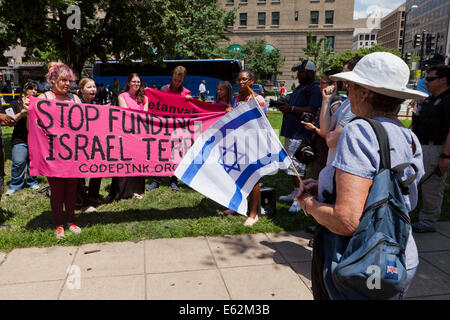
[425,76,441,82]
[130,81,141,84]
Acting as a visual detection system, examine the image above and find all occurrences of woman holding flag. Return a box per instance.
[225,70,267,227]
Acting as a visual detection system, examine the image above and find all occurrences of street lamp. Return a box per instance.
[401,4,418,60]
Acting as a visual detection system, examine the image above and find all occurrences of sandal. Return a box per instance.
[133,193,143,200]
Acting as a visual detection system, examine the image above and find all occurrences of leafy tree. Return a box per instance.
[327,44,403,71]
[0,0,234,76]
[239,39,284,80]
[171,0,235,59]
[302,31,333,74]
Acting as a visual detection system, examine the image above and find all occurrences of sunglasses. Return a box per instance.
[425,76,442,82]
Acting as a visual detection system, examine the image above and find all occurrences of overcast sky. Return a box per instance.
[354,0,406,19]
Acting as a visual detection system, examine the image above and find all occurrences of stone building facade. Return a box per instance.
[218,0,354,88]
[377,5,405,51]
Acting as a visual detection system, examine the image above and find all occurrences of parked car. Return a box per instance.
[251,84,265,97]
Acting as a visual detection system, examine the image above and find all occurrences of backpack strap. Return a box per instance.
[391,163,418,195]
[351,117,418,195]
[350,116,391,170]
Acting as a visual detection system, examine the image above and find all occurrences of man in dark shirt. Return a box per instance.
[412,65,450,233]
[278,60,322,212]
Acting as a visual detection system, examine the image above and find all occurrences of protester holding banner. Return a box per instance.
[147,66,191,192]
[105,73,147,201]
[215,81,233,112]
[117,73,148,112]
[75,78,104,210]
[224,70,267,227]
[5,80,40,196]
[38,62,82,239]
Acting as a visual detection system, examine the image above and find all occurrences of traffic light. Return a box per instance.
[406,52,412,64]
[413,34,421,48]
[425,33,436,54]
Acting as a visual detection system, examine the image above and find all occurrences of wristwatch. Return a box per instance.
[439,153,450,159]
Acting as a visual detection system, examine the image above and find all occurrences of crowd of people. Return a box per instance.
[0,52,449,299]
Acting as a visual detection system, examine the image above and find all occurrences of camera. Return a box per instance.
[294,140,315,164]
[268,93,291,109]
[300,112,314,123]
[268,99,285,109]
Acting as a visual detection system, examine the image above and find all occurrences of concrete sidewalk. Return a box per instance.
[0,222,450,300]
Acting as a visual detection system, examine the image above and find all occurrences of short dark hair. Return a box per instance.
[22,80,38,92]
[324,67,343,91]
[240,69,255,81]
[428,65,450,85]
[344,56,362,71]
[353,83,404,114]
[172,65,187,78]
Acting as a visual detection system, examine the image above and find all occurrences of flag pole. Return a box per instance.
[247,85,305,191]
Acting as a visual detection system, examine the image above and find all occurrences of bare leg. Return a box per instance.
[244,183,260,227]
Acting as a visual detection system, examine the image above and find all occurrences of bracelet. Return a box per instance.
[439,153,450,159]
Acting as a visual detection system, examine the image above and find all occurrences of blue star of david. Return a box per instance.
[218,141,246,173]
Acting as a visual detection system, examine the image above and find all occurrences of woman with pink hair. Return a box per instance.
[38,62,83,239]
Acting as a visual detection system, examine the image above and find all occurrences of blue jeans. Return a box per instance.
[9,143,38,190]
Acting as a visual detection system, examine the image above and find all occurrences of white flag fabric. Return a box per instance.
[174,97,292,215]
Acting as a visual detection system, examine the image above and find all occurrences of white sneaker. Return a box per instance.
[5,189,16,196]
[288,200,302,213]
[279,188,299,202]
[30,184,40,191]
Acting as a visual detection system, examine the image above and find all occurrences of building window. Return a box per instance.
[325,10,334,24]
[258,12,266,26]
[272,0,280,3]
[371,34,375,40]
[226,0,234,4]
[294,11,299,21]
[310,11,319,25]
[239,13,247,26]
[365,34,369,40]
[239,0,248,4]
[359,34,363,40]
[307,35,317,49]
[257,0,266,3]
[325,36,335,51]
[272,12,280,25]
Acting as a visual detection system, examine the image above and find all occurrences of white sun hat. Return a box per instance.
[330,52,428,100]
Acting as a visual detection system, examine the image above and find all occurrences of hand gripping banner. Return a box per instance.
[28,89,226,178]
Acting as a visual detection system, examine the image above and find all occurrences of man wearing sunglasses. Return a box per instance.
[412,64,450,233]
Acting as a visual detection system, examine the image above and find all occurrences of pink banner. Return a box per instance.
[28,88,226,178]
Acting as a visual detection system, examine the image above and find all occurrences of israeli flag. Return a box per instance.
[174,97,292,215]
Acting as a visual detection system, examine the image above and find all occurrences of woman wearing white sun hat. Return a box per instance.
[296,52,428,299]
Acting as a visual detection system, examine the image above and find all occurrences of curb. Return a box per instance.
[0,252,6,265]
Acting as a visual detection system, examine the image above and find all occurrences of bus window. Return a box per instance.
[91,59,242,101]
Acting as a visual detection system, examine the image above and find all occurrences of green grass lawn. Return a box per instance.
[0,111,448,251]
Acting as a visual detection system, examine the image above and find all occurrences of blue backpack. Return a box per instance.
[314,117,418,300]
